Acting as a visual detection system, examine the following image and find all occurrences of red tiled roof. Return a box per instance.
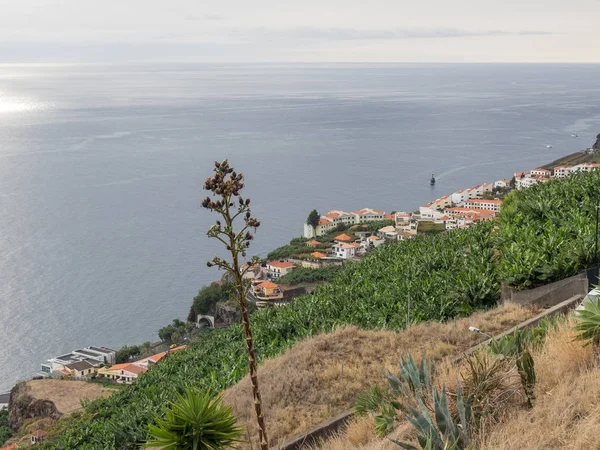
[2,443,18,450]
[334,233,352,241]
[32,430,46,438]
[268,261,295,269]
[325,212,340,219]
[367,235,382,241]
[311,251,327,259]
[257,281,279,289]
[384,214,395,220]
[339,243,361,249]
[306,239,321,246]
[318,218,332,225]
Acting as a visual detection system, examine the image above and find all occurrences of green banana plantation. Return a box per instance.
[42,171,600,449]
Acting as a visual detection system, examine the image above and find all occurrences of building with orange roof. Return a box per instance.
[333,242,361,259]
[97,363,148,384]
[252,281,283,306]
[31,430,46,445]
[530,168,551,177]
[267,261,296,278]
[2,443,18,450]
[311,251,327,259]
[305,239,321,247]
[464,199,502,213]
[334,233,352,242]
[304,208,387,238]
[494,179,510,189]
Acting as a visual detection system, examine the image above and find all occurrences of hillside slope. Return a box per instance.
[42,170,600,449]
[223,304,536,449]
[319,316,596,450]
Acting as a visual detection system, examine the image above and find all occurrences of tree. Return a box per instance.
[115,345,141,364]
[143,389,242,450]
[192,283,232,316]
[306,209,320,234]
[201,160,269,449]
[509,175,516,189]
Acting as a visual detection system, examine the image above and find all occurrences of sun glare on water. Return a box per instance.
[0,94,46,114]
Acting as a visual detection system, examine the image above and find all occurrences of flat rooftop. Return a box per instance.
[75,349,102,357]
[89,346,115,353]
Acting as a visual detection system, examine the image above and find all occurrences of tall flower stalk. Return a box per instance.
[201,160,269,450]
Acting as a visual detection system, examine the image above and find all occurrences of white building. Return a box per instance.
[553,166,571,179]
[267,261,295,279]
[571,163,600,173]
[419,206,444,220]
[463,199,503,212]
[451,189,467,205]
[494,179,510,189]
[530,168,552,177]
[303,208,387,238]
[333,242,360,259]
[395,211,412,227]
[40,346,116,376]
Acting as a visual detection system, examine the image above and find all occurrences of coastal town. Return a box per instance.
[3,150,600,450]
[236,159,600,309]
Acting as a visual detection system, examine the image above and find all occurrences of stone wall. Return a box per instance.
[501,272,588,307]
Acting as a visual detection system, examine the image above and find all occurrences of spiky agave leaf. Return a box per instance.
[574,297,600,345]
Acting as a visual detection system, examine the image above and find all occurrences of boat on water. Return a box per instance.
[430,173,436,186]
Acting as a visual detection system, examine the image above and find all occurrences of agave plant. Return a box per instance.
[392,384,472,450]
[143,389,242,450]
[574,296,600,346]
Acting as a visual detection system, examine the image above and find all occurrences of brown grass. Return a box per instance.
[222,303,537,449]
[321,316,600,450]
[482,318,597,450]
[25,379,115,414]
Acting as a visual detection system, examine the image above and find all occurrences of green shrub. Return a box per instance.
[143,390,242,450]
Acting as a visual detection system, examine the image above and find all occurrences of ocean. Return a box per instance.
[1,63,599,392]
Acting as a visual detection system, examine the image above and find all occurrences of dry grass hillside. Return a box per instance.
[222,303,538,449]
[25,380,114,415]
[318,316,599,450]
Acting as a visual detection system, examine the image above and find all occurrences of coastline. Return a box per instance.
[4,140,600,396]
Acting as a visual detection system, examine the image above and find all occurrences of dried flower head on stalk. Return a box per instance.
[201,159,270,450]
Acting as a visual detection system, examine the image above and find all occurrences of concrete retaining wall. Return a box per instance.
[501,272,588,307]
[271,294,583,450]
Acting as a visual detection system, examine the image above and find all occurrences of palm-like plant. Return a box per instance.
[143,389,242,450]
[574,296,600,346]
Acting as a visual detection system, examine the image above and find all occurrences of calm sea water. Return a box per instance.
[1,63,599,392]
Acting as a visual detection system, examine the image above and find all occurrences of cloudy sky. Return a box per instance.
[0,0,598,62]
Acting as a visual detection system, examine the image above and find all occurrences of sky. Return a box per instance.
[0,0,598,63]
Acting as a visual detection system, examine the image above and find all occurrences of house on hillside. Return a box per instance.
[353,208,385,223]
[530,168,551,177]
[305,239,321,247]
[395,211,411,226]
[267,261,295,279]
[40,346,115,377]
[253,281,283,307]
[97,363,147,384]
[333,242,360,259]
[571,162,600,173]
[64,360,96,378]
[494,179,510,189]
[366,235,386,247]
[31,430,46,445]
[1,443,18,450]
[553,166,571,178]
[377,226,398,240]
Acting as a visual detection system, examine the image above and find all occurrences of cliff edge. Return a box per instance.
[8,379,114,430]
